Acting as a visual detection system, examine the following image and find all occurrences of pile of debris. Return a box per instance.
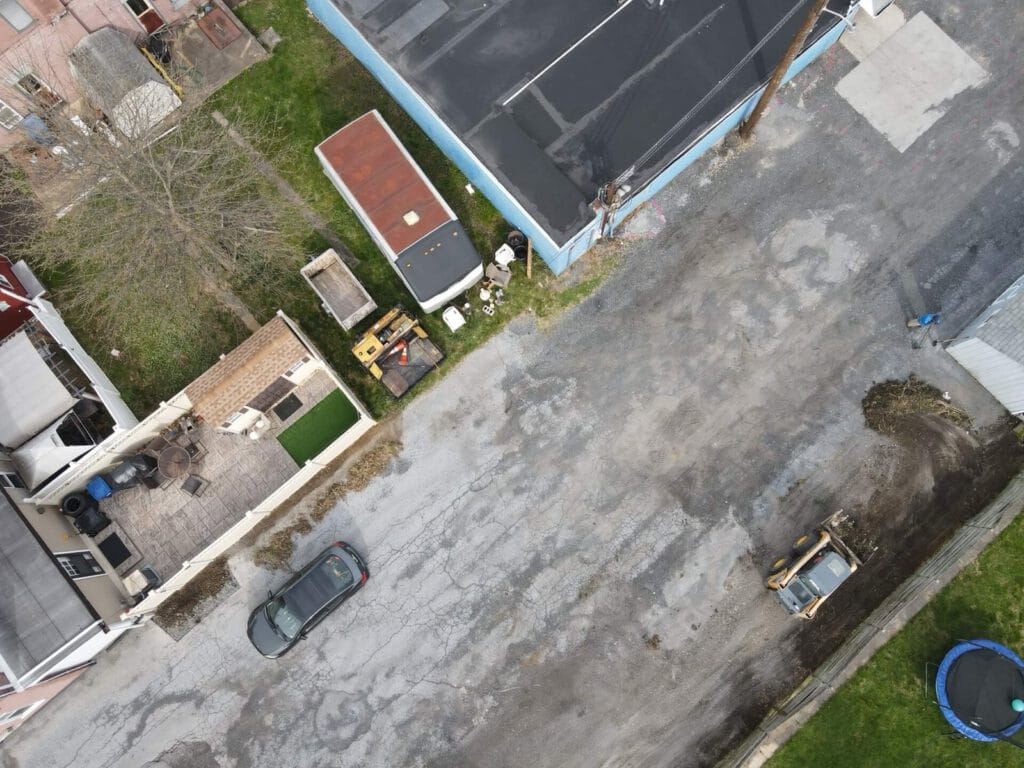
[153,555,235,636]
[862,375,971,436]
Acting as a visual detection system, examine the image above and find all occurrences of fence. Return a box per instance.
[29,393,193,505]
[124,415,376,617]
[718,472,1024,768]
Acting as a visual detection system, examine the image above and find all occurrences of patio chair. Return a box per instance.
[144,435,170,456]
[162,424,183,441]
[180,474,210,498]
[183,439,208,463]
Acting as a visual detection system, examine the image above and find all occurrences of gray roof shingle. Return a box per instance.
[0,491,94,682]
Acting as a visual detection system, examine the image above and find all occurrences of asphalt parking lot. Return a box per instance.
[7,3,1024,767]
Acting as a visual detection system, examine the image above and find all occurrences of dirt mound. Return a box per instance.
[794,410,1024,674]
[862,375,971,436]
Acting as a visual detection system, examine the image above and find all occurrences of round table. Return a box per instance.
[158,445,191,479]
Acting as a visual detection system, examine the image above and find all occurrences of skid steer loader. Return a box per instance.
[766,511,863,620]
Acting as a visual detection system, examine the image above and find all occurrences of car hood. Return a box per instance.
[247,608,290,658]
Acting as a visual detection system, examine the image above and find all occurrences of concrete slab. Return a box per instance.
[839,3,906,61]
[100,373,338,580]
[172,1,267,101]
[835,11,987,152]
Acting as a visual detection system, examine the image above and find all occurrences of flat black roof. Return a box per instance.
[396,220,480,302]
[333,0,844,244]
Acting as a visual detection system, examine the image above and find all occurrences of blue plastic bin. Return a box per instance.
[86,475,113,501]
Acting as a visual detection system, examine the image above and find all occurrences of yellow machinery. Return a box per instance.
[352,308,443,398]
[765,512,863,620]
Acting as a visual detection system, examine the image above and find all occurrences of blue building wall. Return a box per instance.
[605,12,854,239]
[307,0,562,262]
[308,0,856,274]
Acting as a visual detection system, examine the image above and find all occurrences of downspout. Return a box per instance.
[597,181,630,239]
[0,284,39,309]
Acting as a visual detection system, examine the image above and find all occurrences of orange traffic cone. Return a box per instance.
[395,340,409,365]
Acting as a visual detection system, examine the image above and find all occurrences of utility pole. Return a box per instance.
[739,0,829,140]
[598,181,618,238]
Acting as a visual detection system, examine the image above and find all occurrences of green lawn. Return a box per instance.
[32,263,250,412]
[767,511,1024,768]
[277,389,359,465]
[95,307,249,413]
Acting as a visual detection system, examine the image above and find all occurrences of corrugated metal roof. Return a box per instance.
[947,337,1024,416]
[68,27,181,139]
[950,273,1024,415]
[69,27,163,115]
[973,276,1024,364]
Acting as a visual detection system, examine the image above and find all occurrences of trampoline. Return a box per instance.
[935,639,1024,744]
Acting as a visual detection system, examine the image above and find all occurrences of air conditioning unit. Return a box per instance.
[123,569,150,595]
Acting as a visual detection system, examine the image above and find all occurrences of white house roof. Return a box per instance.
[0,331,76,449]
[948,274,1024,416]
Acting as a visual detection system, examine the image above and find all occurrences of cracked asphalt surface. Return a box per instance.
[6,2,1024,767]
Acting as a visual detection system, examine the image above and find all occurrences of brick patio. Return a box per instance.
[101,371,341,581]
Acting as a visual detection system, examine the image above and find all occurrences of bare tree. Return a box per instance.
[0,26,308,341]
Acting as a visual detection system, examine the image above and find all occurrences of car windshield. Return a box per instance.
[266,597,303,640]
[788,578,815,607]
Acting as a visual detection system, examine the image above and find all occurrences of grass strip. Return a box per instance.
[767,510,1024,768]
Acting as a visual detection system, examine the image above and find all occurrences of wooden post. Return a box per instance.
[526,239,533,280]
[738,0,828,140]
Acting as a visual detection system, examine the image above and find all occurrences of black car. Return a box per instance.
[247,541,369,658]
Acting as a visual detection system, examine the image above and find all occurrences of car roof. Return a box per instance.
[281,551,355,622]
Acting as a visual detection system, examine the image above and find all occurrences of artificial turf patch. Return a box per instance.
[276,389,359,465]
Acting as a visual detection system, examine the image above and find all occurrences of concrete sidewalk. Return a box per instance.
[5,2,1024,767]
